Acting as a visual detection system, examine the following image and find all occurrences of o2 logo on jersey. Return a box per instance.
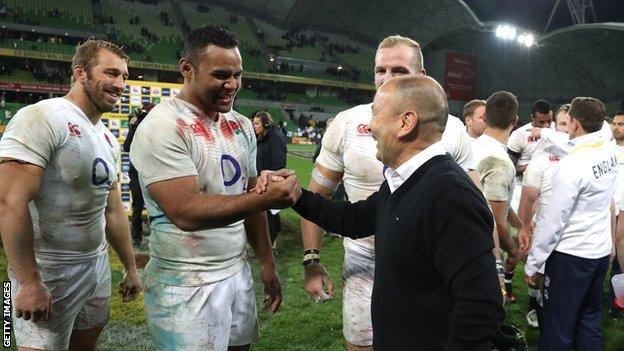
[221,155,242,186]
[91,158,111,186]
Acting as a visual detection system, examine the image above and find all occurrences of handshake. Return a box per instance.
[252,169,303,209]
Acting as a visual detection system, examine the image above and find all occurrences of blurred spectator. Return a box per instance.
[123,103,153,248]
[252,111,287,252]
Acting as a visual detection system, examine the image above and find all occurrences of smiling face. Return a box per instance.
[185,44,242,117]
[81,49,128,113]
[369,87,401,166]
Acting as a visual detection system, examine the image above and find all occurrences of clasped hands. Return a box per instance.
[253,169,302,207]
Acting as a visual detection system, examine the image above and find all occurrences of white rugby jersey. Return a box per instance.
[507,122,542,167]
[316,103,474,255]
[525,131,617,276]
[472,134,515,204]
[0,98,119,262]
[130,98,256,286]
[522,149,564,225]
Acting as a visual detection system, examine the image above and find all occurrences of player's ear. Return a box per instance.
[179,58,195,80]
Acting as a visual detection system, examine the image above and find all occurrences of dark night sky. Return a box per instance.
[465,0,624,35]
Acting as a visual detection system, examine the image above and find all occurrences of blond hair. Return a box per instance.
[377,35,423,71]
[463,99,486,119]
[71,39,129,79]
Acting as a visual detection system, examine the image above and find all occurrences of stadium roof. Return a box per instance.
[431,22,624,103]
[229,0,481,47]
[226,0,623,103]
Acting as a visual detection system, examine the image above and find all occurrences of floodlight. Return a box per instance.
[495,25,516,40]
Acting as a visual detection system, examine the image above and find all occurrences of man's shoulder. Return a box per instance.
[18,97,70,120]
[474,136,508,160]
[334,103,372,123]
[423,155,470,183]
[509,122,532,139]
[423,155,482,198]
[7,98,72,133]
[225,109,253,130]
[445,114,463,129]
[139,100,180,129]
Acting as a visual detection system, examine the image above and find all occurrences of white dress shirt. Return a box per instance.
[385,141,447,193]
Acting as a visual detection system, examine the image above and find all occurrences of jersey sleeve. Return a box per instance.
[507,128,525,156]
[129,113,198,186]
[478,156,514,202]
[0,105,65,168]
[315,113,346,173]
[443,117,475,171]
[522,155,544,189]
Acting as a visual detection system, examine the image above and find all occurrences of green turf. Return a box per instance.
[1,149,623,350]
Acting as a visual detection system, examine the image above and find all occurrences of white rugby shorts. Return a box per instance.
[10,250,111,350]
[144,262,259,351]
[342,249,375,346]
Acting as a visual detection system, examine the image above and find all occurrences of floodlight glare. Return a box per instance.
[495,25,517,40]
[517,33,535,47]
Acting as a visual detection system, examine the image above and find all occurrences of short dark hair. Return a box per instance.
[614,110,624,118]
[568,97,605,133]
[485,91,517,129]
[182,24,239,67]
[532,99,551,116]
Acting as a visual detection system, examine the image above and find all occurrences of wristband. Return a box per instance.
[303,258,321,266]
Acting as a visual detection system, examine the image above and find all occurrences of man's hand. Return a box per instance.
[260,263,282,313]
[254,169,296,194]
[518,226,532,256]
[118,269,142,302]
[304,262,334,302]
[263,173,302,208]
[15,281,52,322]
[529,127,542,141]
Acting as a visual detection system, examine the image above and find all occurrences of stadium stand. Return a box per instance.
[1,0,94,31]
[101,0,182,64]
[178,1,265,72]
[0,38,76,55]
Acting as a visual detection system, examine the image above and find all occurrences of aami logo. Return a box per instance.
[68,123,81,137]
[356,123,371,136]
[548,155,560,162]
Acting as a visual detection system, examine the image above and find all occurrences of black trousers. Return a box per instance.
[129,167,145,243]
[539,251,609,351]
